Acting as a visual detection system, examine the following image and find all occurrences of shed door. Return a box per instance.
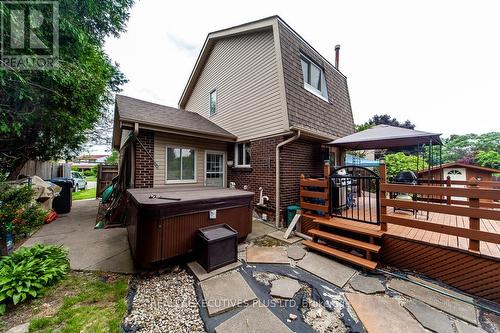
[205,151,225,187]
[443,168,467,201]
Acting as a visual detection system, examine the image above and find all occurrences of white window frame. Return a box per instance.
[204,150,226,187]
[300,54,329,102]
[234,143,251,168]
[209,89,217,116]
[165,146,197,184]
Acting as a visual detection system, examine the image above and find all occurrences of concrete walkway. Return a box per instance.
[23,199,134,273]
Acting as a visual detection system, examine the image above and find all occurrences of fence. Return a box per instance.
[299,164,330,216]
[379,163,500,253]
[18,160,71,179]
[96,164,119,196]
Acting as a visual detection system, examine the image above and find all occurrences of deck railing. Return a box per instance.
[299,164,330,216]
[380,163,500,252]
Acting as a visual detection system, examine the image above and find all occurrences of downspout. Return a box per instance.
[275,130,301,227]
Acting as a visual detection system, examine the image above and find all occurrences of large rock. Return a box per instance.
[297,252,357,288]
[200,271,257,317]
[349,274,385,294]
[215,302,292,333]
[388,278,477,325]
[270,277,301,299]
[404,300,454,333]
[6,323,29,333]
[346,293,425,333]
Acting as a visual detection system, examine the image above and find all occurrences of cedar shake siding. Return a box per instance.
[277,20,355,139]
[134,130,154,188]
[153,132,227,187]
[183,29,288,141]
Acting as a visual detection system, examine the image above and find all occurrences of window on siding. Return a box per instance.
[235,143,251,167]
[166,147,196,183]
[300,54,328,101]
[209,90,217,116]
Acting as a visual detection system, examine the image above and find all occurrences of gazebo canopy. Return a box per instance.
[329,125,442,150]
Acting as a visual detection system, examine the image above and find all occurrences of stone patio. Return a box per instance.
[193,231,499,333]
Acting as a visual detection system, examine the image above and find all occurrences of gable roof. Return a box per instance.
[113,95,236,148]
[329,125,442,149]
[178,16,354,140]
[417,162,500,174]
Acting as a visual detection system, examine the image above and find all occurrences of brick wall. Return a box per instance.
[134,129,154,188]
[227,135,324,225]
[280,138,324,215]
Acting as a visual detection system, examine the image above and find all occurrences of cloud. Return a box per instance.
[167,33,197,55]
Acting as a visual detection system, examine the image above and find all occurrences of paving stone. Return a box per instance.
[483,312,500,332]
[200,271,257,317]
[246,246,290,264]
[455,321,487,333]
[389,278,477,325]
[408,276,474,303]
[404,300,454,333]
[349,274,385,294]
[267,230,302,244]
[270,277,301,299]
[214,302,293,333]
[6,323,29,333]
[187,261,242,281]
[287,246,306,260]
[248,220,276,240]
[346,293,425,333]
[297,252,357,288]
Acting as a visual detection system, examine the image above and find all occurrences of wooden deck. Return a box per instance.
[340,210,500,260]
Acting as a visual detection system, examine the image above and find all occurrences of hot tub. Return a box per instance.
[125,187,254,267]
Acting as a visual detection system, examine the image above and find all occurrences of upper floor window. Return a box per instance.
[209,90,217,116]
[235,143,251,167]
[300,54,328,101]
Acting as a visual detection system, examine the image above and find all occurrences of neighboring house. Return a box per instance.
[112,16,355,225]
[72,154,109,171]
[418,162,500,183]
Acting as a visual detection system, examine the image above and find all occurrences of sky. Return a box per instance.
[104,0,500,143]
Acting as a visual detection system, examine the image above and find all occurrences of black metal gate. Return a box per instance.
[329,166,380,225]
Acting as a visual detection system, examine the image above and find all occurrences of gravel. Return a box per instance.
[123,267,206,333]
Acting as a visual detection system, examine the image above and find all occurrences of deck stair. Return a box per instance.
[302,214,384,270]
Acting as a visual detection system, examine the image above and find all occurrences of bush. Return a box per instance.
[0,245,69,314]
[83,169,95,177]
[0,184,47,239]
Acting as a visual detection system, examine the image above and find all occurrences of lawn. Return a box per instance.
[85,176,97,182]
[1,272,129,333]
[72,188,96,201]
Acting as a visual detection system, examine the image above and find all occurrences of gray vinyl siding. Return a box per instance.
[184,30,287,141]
[153,132,227,187]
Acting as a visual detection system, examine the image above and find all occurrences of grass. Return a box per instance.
[28,273,128,333]
[0,272,129,333]
[85,176,97,182]
[72,188,96,201]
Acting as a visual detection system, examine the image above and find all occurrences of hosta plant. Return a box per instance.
[0,245,69,314]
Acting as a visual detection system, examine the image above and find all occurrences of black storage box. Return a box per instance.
[196,224,237,273]
[47,178,73,214]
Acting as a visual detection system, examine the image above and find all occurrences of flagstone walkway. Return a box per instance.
[188,224,500,333]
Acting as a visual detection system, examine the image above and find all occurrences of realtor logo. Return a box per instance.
[0,1,59,70]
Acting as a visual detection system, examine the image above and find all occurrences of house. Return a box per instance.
[72,154,109,171]
[112,16,355,225]
[418,162,500,183]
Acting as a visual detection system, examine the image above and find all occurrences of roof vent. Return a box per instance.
[335,44,340,69]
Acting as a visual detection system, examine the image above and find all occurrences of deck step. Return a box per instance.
[313,216,384,238]
[303,240,378,270]
[309,229,381,253]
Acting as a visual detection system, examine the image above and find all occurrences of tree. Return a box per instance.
[356,114,416,132]
[0,0,134,179]
[441,132,500,164]
[475,151,500,169]
[105,150,119,165]
[384,152,428,178]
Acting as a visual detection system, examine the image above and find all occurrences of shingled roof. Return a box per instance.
[114,95,236,144]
